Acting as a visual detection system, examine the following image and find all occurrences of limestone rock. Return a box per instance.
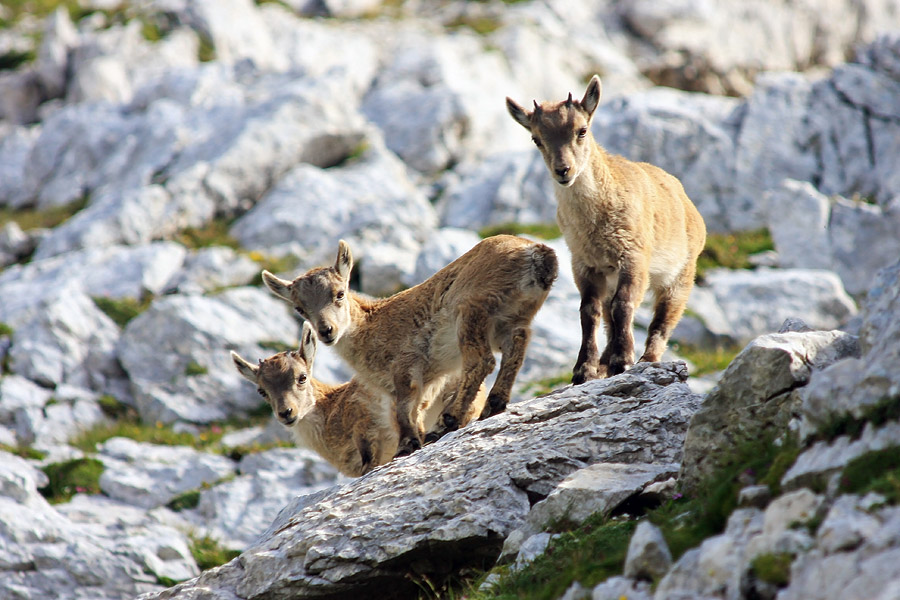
[623,521,672,581]
[98,437,237,509]
[703,268,857,342]
[139,362,700,599]
[800,260,900,439]
[117,287,300,424]
[680,329,860,494]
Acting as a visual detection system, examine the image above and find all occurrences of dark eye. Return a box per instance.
[531,136,543,148]
[335,291,345,301]
[577,128,588,139]
[257,388,267,398]
[298,374,307,385]
[293,305,305,317]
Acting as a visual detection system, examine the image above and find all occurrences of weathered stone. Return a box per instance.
[117,287,300,424]
[624,521,672,581]
[744,489,821,560]
[511,533,554,572]
[98,437,236,509]
[703,268,857,342]
[800,260,900,439]
[816,495,881,554]
[738,485,772,509]
[591,576,653,600]
[138,362,700,599]
[680,329,861,494]
[197,448,346,549]
[163,247,259,295]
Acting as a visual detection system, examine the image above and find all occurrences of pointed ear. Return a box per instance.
[335,240,353,280]
[506,97,532,130]
[231,351,259,383]
[299,321,317,367]
[581,75,602,118]
[262,270,292,302]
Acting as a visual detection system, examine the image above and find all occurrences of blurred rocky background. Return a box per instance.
[0,0,898,598]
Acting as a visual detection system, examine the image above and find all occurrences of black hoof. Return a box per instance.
[487,394,507,417]
[424,432,441,444]
[442,414,459,431]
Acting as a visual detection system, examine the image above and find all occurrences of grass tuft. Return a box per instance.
[0,196,88,233]
[0,322,13,336]
[92,295,153,328]
[39,458,104,504]
[672,342,742,376]
[189,533,240,571]
[521,372,571,397]
[175,218,239,250]
[478,222,561,241]
[839,446,900,504]
[167,489,201,512]
[184,361,209,377]
[0,443,47,460]
[750,552,793,587]
[696,228,773,280]
[816,395,900,442]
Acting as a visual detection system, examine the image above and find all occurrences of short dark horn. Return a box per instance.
[566,92,573,105]
[532,100,541,114]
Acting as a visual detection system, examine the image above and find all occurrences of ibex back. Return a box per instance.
[263,235,557,455]
[507,75,706,382]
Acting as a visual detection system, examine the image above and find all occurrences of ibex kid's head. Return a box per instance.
[231,321,318,426]
[506,75,602,187]
[262,240,354,345]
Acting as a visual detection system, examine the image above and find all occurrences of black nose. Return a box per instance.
[278,407,294,421]
[319,324,333,338]
[555,166,570,177]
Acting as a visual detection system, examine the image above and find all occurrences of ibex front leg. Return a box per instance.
[443,308,496,431]
[573,268,608,384]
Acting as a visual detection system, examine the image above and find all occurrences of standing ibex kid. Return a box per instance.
[507,76,706,383]
[262,235,557,455]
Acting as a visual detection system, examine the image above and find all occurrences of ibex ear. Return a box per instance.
[299,321,317,367]
[581,75,602,119]
[262,270,292,302]
[335,240,353,280]
[506,97,532,130]
[231,351,259,383]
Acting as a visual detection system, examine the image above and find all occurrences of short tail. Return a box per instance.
[530,244,558,290]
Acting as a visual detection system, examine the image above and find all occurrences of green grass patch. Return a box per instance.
[258,340,294,353]
[446,14,503,36]
[0,443,47,460]
[816,395,900,442]
[167,489,201,512]
[92,295,153,328]
[522,372,571,396]
[0,322,13,336]
[197,33,216,62]
[696,228,773,280]
[0,0,83,28]
[39,458,104,504]
[477,518,636,600]
[839,446,900,504]
[71,420,216,452]
[189,533,240,571]
[247,252,300,285]
[184,361,209,377]
[750,552,793,587]
[97,395,138,420]
[0,48,35,71]
[479,222,562,241]
[0,195,88,232]
[174,218,239,250]
[672,342,742,376]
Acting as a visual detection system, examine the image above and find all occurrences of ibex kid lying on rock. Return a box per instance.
[263,235,557,455]
[231,322,486,476]
[507,75,706,383]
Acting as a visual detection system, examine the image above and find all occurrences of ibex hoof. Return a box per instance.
[486,394,507,417]
[423,431,441,444]
[442,414,459,431]
[394,437,421,458]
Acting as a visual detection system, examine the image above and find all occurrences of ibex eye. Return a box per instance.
[257,388,267,398]
[298,374,307,384]
[531,136,543,148]
[336,291,345,301]
[577,128,588,139]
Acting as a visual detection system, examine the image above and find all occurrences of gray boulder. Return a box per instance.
[139,362,700,599]
[163,246,259,295]
[800,260,900,439]
[98,437,237,509]
[117,287,300,424]
[680,329,861,494]
[197,448,347,549]
[702,268,857,342]
[624,521,672,581]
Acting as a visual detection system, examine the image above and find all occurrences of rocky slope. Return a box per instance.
[1,1,898,599]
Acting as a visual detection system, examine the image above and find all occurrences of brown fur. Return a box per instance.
[507,76,706,383]
[263,235,557,455]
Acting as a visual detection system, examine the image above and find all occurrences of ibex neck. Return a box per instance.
[334,291,380,355]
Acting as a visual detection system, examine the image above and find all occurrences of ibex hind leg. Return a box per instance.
[442,309,496,432]
[481,326,530,419]
[640,262,695,363]
[573,271,607,384]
